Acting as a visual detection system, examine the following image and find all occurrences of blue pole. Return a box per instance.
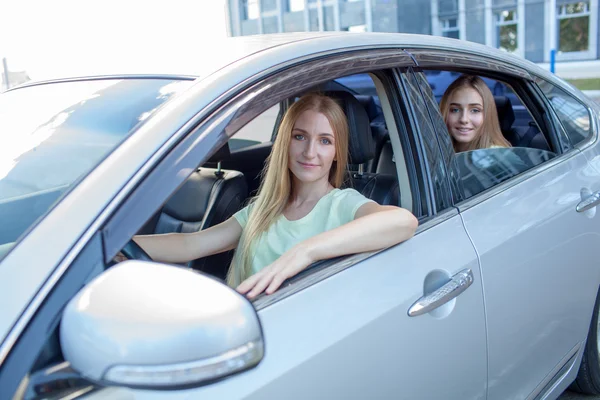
[550,49,556,74]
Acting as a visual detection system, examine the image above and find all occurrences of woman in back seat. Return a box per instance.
[133,93,418,298]
[440,74,511,152]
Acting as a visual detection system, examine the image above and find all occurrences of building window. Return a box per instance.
[288,0,304,12]
[241,0,259,20]
[439,0,458,13]
[441,17,459,38]
[346,24,367,32]
[495,9,518,52]
[557,2,590,53]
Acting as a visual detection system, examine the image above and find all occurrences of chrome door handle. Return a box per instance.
[577,190,600,213]
[408,269,473,317]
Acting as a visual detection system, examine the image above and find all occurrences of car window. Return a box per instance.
[536,80,592,147]
[456,148,556,198]
[230,104,280,151]
[417,70,558,199]
[334,73,378,96]
[0,78,193,262]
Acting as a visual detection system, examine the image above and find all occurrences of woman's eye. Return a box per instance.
[471,108,482,114]
[320,138,332,145]
[294,134,304,140]
[450,108,460,113]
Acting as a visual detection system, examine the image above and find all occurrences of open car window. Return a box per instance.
[414,69,561,201]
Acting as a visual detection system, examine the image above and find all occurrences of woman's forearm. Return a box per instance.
[133,218,243,264]
[302,208,418,263]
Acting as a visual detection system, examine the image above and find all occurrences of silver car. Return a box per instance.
[1,33,600,400]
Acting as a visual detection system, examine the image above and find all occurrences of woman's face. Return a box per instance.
[288,109,336,185]
[446,87,484,149]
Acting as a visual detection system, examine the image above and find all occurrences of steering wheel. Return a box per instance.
[120,239,152,261]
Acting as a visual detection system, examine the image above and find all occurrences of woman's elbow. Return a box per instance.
[394,208,418,240]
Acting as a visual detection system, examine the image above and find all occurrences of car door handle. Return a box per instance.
[408,269,473,317]
[576,190,600,213]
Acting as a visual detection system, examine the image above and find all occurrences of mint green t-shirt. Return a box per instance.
[233,188,374,276]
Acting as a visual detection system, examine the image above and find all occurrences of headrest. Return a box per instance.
[208,142,230,163]
[323,91,375,165]
[355,95,380,121]
[494,96,515,132]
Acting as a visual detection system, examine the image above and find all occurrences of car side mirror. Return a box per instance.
[60,260,263,389]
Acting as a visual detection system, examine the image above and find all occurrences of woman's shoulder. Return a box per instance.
[329,187,365,199]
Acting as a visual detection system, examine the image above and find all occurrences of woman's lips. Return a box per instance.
[298,161,319,168]
[454,127,473,135]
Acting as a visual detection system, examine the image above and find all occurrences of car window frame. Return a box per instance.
[407,50,585,210]
[402,67,463,208]
[101,48,427,309]
[533,74,599,152]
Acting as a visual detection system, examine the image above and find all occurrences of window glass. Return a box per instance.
[242,0,259,20]
[231,104,280,151]
[346,25,367,32]
[438,0,458,13]
[419,71,558,199]
[441,18,460,38]
[288,0,304,12]
[495,9,518,53]
[0,78,192,262]
[557,1,590,53]
[537,80,591,146]
[456,148,555,198]
[334,73,378,96]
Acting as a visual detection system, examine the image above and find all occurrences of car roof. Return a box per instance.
[14,32,551,88]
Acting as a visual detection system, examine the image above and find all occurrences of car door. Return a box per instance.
[412,54,600,400]
[1,49,487,399]
[87,52,487,399]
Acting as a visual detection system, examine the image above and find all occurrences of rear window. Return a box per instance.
[0,78,193,261]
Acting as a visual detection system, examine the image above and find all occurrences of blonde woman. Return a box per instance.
[134,93,418,298]
[440,75,511,152]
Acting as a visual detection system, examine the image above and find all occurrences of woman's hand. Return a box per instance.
[236,205,418,299]
[236,244,313,299]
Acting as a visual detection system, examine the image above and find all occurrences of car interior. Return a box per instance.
[127,69,558,282]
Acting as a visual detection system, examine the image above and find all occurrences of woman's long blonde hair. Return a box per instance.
[440,75,511,152]
[226,93,349,286]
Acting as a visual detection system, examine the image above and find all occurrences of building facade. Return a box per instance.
[226,0,599,74]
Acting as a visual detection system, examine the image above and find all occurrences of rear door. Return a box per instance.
[412,53,600,399]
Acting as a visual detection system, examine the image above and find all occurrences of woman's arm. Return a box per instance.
[133,217,243,264]
[237,204,418,298]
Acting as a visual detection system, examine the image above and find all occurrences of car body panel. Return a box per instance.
[457,150,600,400]
[84,213,487,399]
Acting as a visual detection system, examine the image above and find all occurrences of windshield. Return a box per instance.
[0,78,194,261]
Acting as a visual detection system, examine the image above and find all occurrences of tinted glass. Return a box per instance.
[537,80,591,146]
[0,78,193,261]
[231,104,280,150]
[456,148,555,198]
